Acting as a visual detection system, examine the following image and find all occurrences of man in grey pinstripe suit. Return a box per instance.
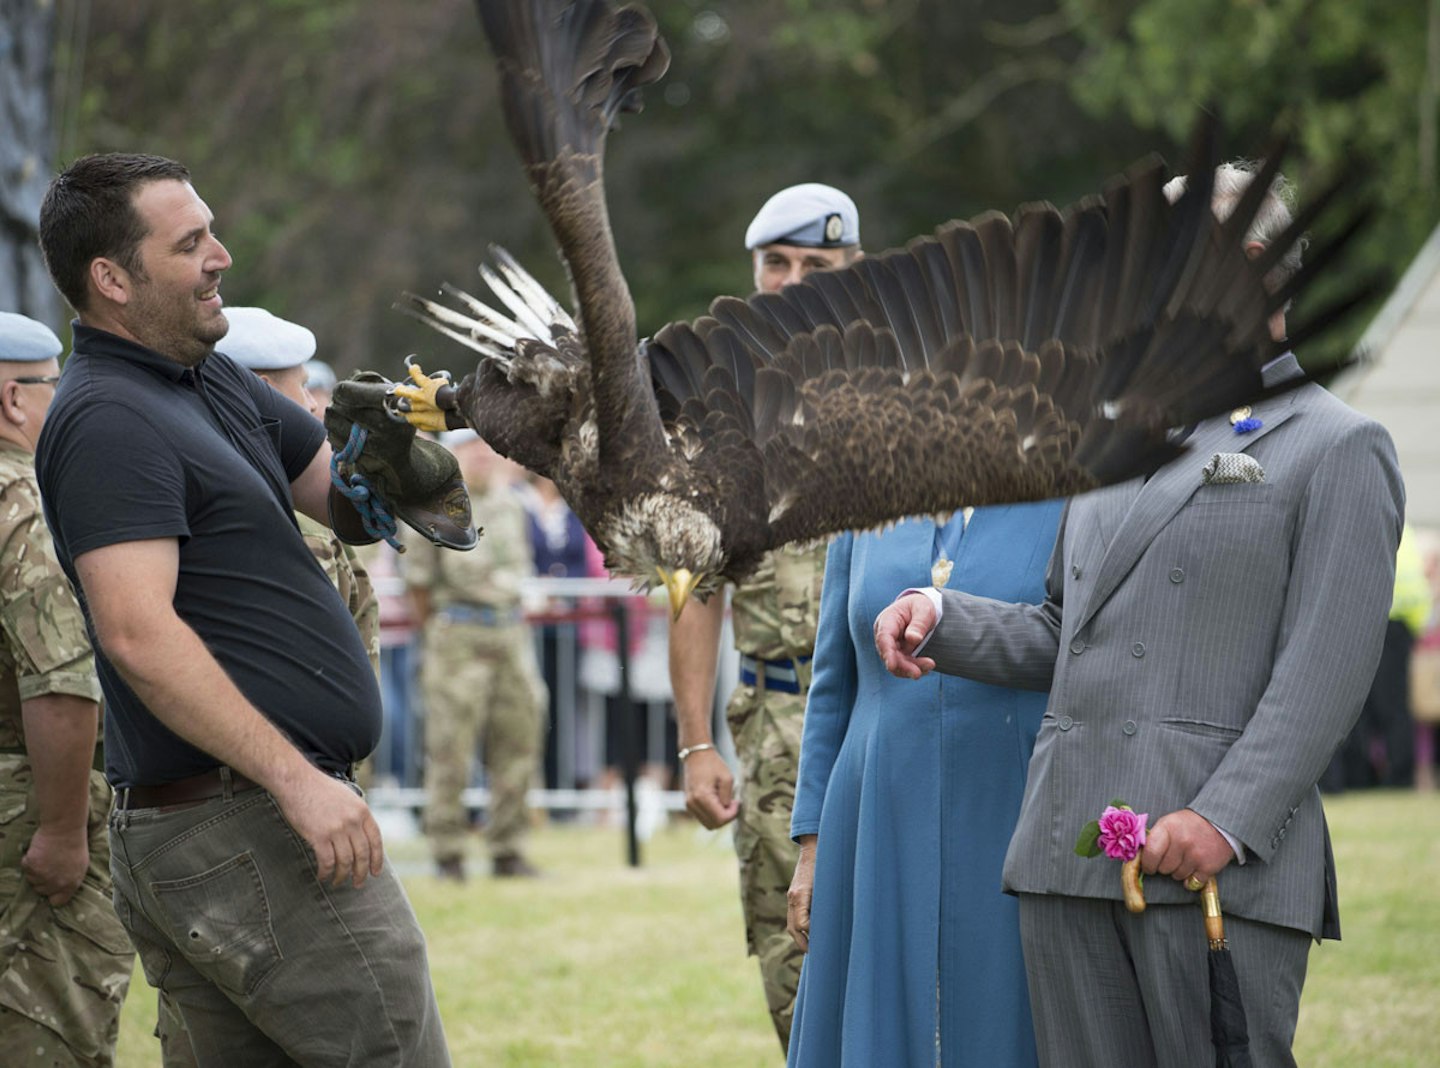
[875,165,1405,1068]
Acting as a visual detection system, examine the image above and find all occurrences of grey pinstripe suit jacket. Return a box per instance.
[927,355,1404,938]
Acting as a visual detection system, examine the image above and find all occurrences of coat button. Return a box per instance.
[1170,567,1185,584]
[1069,638,1086,655]
[1123,720,1137,735]
[1058,715,1073,731]
[1132,642,1145,658]
[1071,564,1082,579]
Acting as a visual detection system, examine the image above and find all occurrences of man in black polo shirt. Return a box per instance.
[35,154,451,1065]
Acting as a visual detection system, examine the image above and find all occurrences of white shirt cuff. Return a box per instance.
[1210,822,1246,865]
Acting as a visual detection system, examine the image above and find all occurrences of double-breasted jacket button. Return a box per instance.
[1131,642,1145,658]
[1170,567,1185,584]
[1122,720,1138,735]
[1071,564,1082,579]
[1058,715,1074,731]
[1069,638,1086,655]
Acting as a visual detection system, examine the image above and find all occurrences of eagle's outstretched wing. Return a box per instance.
[644,132,1368,550]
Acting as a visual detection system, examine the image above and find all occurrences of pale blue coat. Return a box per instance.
[787,501,1062,1068]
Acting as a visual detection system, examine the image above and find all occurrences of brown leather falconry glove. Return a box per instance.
[324,372,478,550]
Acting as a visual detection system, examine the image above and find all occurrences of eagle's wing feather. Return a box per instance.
[644,122,1360,561]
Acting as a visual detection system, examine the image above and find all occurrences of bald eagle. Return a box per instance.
[383,0,1368,618]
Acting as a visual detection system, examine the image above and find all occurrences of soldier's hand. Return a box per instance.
[682,747,738,829]
[22,826,90,906]
[787,836,817,952]
[272,767,385,888]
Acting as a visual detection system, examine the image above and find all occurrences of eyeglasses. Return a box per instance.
[5,375,60,386]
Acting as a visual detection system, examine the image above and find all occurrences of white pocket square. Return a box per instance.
[1202,452,1265,485]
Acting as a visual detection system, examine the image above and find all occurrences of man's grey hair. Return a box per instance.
[1162,161,1306,292]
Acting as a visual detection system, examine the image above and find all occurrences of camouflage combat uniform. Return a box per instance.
[404,480,545,865]
[0,442,133,1067]
[298,513,380,680]
[299,514,380,789]
[727,541,826,1048]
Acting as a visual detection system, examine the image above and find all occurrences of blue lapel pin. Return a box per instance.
[1230,405,1262,434]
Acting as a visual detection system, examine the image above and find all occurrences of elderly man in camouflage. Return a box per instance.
[405,430,545,880]
[668,184,861,1051]
[0,311,133,1067]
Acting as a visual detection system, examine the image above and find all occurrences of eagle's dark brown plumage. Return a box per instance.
[394,0,1368,615]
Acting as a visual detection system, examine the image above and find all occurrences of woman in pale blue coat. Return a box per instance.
[786,500,1062,1068]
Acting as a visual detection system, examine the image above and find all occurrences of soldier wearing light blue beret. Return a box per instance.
[744,182,861,295]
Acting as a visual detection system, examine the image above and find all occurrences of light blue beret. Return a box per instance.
[304,359,337,393]
[0,312,63,362]
[744,183,860,250]
[219,307,316,371]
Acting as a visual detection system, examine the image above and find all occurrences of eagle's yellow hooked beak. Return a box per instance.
[659,567,704,622]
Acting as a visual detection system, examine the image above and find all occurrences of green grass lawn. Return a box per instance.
[114,790,1440,1066]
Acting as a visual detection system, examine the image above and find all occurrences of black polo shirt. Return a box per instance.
[36,324,382,788]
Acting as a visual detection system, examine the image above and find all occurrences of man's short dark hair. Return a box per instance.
[38,153,191,314]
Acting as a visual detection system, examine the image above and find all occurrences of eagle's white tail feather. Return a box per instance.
[491,246,578,333]
[480,262,552,340]
[423,289,522,349]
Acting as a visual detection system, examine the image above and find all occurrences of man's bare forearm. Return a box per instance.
[21,694,99,834]
[669,593,725,748]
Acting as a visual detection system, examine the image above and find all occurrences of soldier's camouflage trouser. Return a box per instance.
[421,619,547,862]
[726,684,805,1052]
[0,764,133,1067]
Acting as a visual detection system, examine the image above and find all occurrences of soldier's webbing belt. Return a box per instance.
[439,603,521,626]
[0,743,105,772]
[739,654,812,695]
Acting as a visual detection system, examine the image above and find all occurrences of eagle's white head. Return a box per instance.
[600,492,726,618]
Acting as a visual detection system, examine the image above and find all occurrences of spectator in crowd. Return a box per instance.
[1324,523,1432,789]
[304,358,337,413]
[405,429,546,879]
[520,474,589,792]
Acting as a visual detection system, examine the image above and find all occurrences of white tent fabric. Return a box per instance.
[1337,224,1440,530]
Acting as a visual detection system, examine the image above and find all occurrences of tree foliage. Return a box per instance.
[41,0,1439,375]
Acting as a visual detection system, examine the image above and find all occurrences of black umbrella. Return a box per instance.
[1200,878,1253,1068]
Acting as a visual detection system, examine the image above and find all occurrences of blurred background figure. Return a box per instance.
[358,541,421,789]
[1411,529,1440,790]
[1323,523,1433,791]
[578,536,677,817]
[405,429,546,879]
[519,474,589,797]
[303,358,337,413]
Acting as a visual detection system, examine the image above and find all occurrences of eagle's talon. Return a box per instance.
[385,358,455,432]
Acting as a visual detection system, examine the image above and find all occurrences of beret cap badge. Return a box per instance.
[824,213,844,243]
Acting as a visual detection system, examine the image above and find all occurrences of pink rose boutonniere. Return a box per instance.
[1075,800,1149,913]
